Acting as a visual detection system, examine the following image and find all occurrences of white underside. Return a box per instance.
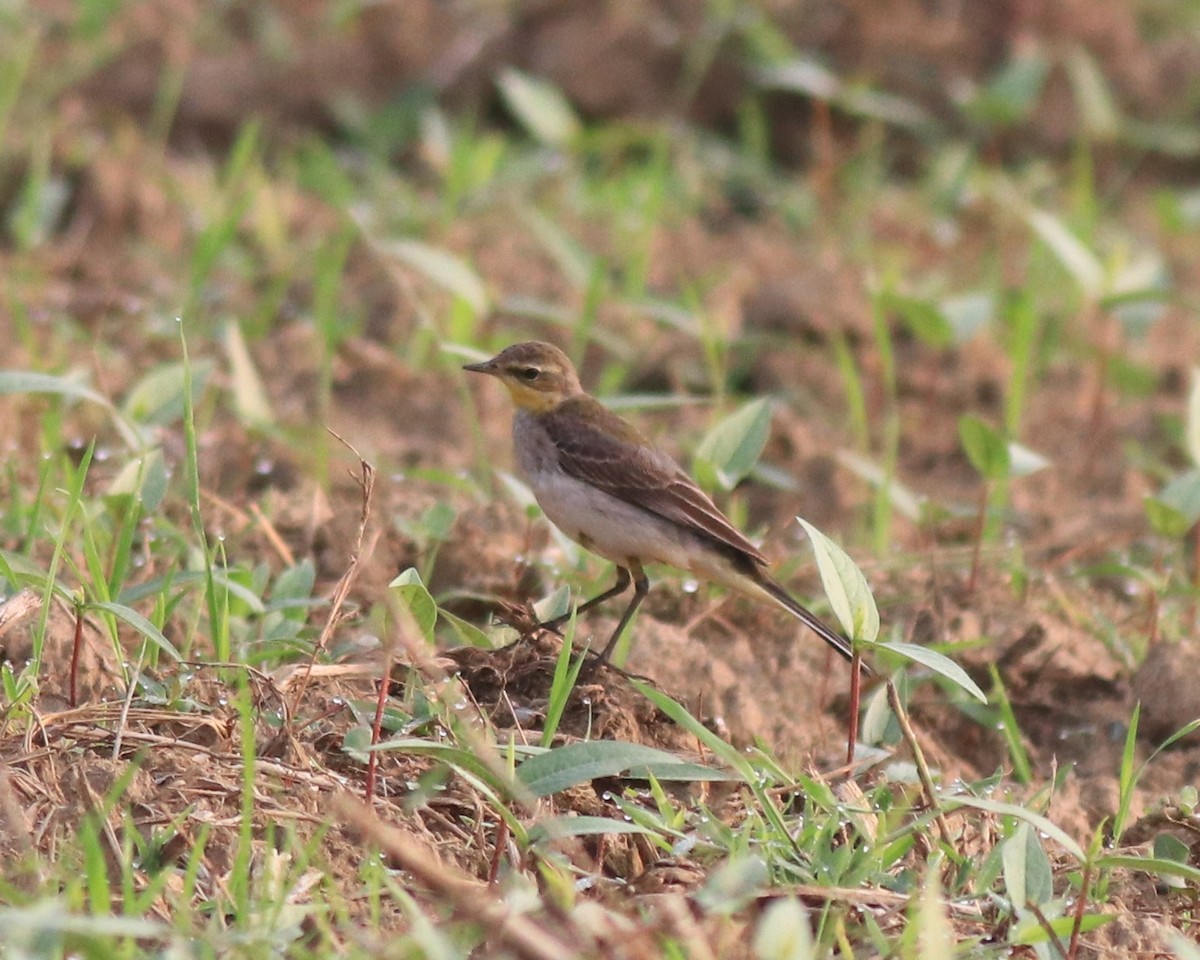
[529,467,747,588]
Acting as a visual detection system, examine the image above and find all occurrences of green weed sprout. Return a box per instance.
[957,414,1048,592]
[1145,368,1200,595]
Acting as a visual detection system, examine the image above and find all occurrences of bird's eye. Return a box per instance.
[517,367,540,382]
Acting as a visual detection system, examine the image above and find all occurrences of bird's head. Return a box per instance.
[463,341,583,412]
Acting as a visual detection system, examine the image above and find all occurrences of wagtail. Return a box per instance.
[464,341,857,668]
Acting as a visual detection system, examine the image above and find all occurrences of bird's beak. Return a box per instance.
[463,359,497,375]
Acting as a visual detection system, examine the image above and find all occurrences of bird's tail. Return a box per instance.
[750,571,868,672]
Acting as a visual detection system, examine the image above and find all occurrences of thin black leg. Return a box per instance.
[594,562,649,666]
[540,566,633,632]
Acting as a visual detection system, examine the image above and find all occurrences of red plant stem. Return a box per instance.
[488,817,509,886]
[1066,861,1093,960]
[69,604,84,708]
[364,650,394,805]
[846,652,862,765]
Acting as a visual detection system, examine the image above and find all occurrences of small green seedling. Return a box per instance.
[798,516,986,767]
[694,397,773,493]
[958,414,1048,592]
[1145,368,1200,597]
[496,68,582,149]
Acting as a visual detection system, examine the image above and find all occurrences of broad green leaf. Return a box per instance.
[755,58,932,129]
[266,560,318,641]
[1066,45,1120,141]
[1003,822,1053,909]
[1167,931,1200,960]
[1153,833,1191,888]
[879,290,951,348]
[943,795,1084,860]
[389,567,437,643]
[271,560,316,604]
[1096,854,1200,885]
[1106,254,1170,337]
[795,517,879,643]
[496,68,581,147]
[0,903,168,940]
[754,897,815,960]
[1125,119,1200,159]
[1106,354,1158,397]
[0,369,140,448]
[1181,784,1199,815]
[753,58,840,98]
[1026,208,1105,299]
[1013,913,1113,945]
[365,740,525,830]
[106,448,169,512]
[517,739,732,797]
[966,53,1049,126]
[418,502,456,541]
[695,856,770,915]
[526,815,658,844]
[958,414,1010,480]
[0,369,111,407]
[695,397,773,491]
[878,640,987,703]
[1147,468,1200,537]
[1145,496,1192,539]
[342,725,373,763]
[630,680,753,779]
[437,608,492,648]
[1007,441,1050,478]
[859,683,895,747]
[210,568,266,616]
[122,360,213,427]
[224,321,274,427]
[532,584,573,624]
[838,87,933,130]
[90,601,181,661]
[941,292,994,342]
[1112,295,1169,339]
[383,240,489,316]
[113,568,265,613]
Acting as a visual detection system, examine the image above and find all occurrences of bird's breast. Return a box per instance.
[512,411,560,481]
[512,412,701,570]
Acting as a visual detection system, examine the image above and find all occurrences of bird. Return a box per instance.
[463,340,859,670]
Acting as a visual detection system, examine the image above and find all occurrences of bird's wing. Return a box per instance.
[542,396,769,565]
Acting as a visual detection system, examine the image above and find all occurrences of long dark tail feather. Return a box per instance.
[756,574,871,674]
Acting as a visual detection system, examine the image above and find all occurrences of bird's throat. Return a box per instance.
[503,381,561,413]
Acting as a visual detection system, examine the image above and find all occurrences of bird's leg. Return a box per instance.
[539,566,633,633]
[592,563,649,667]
